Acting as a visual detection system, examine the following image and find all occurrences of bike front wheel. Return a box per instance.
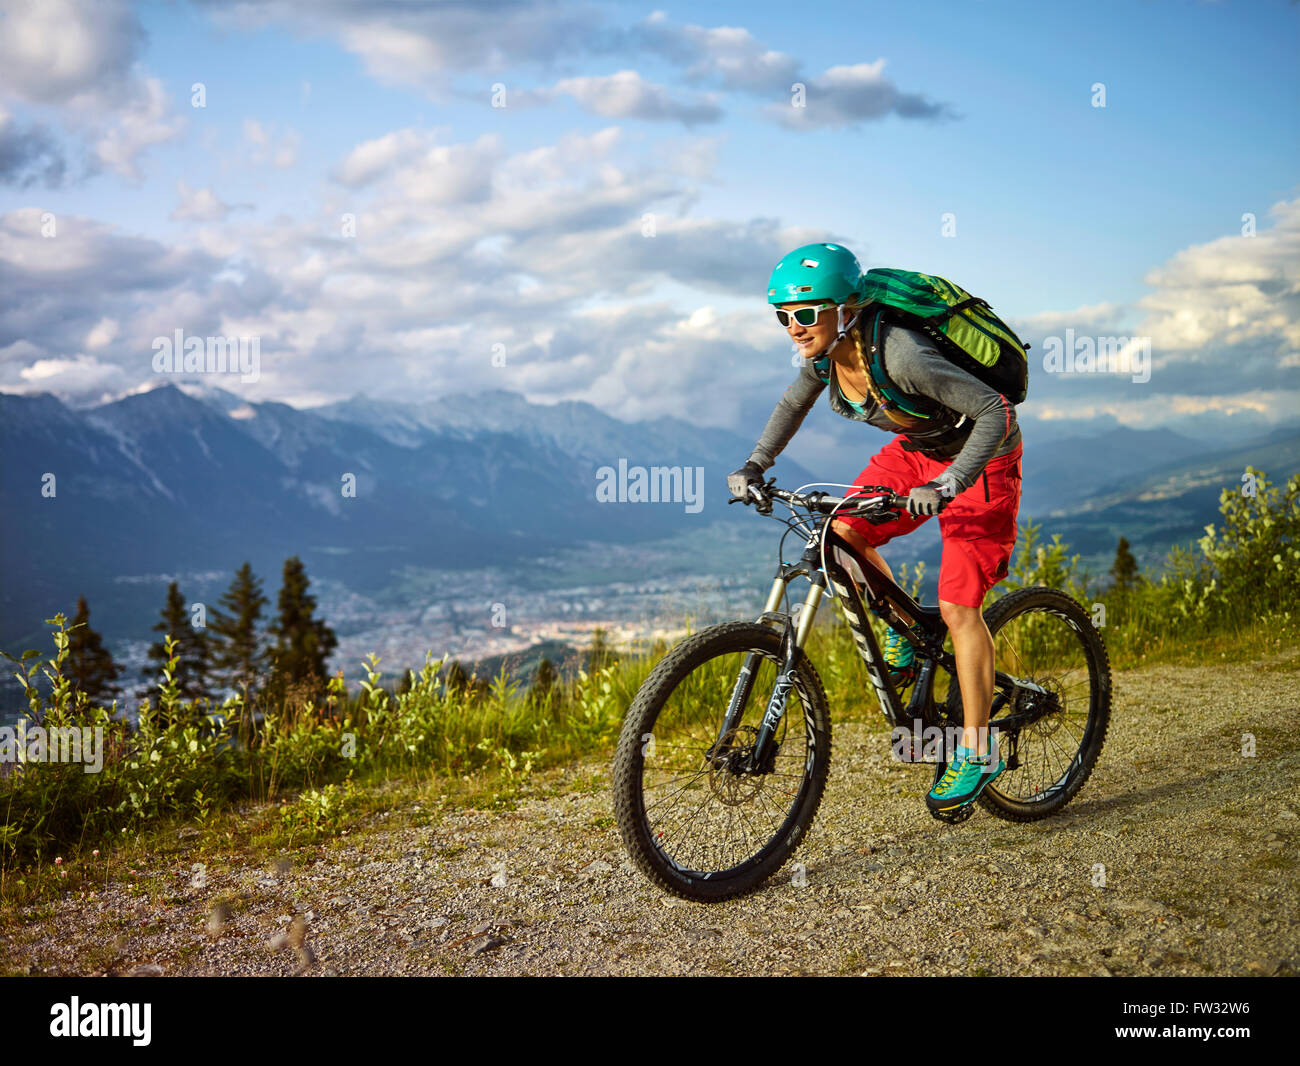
[612,621,832,902]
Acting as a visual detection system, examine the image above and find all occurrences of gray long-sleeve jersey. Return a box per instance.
[746,318,1020,492]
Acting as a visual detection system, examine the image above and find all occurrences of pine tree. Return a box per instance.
[144,582,211,702]
[529,656,557,706]
[586,626,617,674]
[66,596,122,706]
[1109,536,1140,593]
[266,556,338,700]
[444,659,470,695]
[209,562,270,694]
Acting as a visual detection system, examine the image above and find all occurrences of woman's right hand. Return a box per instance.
[727,461,765,499]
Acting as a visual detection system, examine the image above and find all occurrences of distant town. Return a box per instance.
[106,564,766,708]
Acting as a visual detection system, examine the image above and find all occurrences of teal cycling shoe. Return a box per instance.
[926,744,1005,814]
[882,625,915,684]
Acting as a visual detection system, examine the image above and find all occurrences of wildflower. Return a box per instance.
[93,849,100,857]
[54,857,62,865]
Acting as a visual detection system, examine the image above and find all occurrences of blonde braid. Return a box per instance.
[845,301,920,429]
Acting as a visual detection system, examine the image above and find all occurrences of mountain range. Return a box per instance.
[1,382,1296,664]
[0,382,810,652]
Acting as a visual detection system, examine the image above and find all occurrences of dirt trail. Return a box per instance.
[4,654,1298,977]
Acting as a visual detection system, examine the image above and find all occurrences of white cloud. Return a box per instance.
[208,0,609,95]
[337,21,451,88]
[4,114,798,418]
[1010,200,1300,427]
[19,124,1281,441]
[630,13,799,93]
[1027,389,1299,429]
[273,131,300,169]
[0,206,209,287]
[391,133,504,205]
[92,75,186,181]
[333,127,427,187]
[0,0,144,107]
[631,12,950,126]
[1137,197,1300,356]
[512,70,722,125]
[242,118,301,170]
[171,180,233,222]
[0,2,183,182]
[331,126,503,204]
[84,317,119,350]
[0,207,221,396]
[16,353,127,399]
[764,60,951,129]
[196,3,951,131]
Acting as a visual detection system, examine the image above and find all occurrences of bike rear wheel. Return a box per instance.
[612,621,831,902]
[942,586,1111,821]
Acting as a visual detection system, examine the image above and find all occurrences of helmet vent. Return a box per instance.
[795,285,812,292]
[800,258,819,268]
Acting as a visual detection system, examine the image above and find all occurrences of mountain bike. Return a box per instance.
[612,477,1111,902]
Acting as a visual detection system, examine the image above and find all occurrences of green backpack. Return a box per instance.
[856,268,1030,415]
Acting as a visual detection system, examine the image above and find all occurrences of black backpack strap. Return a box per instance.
[867,309,937,420]
[941,296,991,319]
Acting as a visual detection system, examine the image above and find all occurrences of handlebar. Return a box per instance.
[731,479,909,520]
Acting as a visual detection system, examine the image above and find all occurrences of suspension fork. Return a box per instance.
[710,570,825,770]
[709,574,787,751]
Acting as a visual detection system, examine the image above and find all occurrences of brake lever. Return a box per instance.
[726,479,773,514]
[844,492,907,523]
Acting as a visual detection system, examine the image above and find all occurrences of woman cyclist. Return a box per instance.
[727,242,1023,817]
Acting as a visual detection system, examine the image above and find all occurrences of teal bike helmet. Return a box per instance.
[767,242,866,356]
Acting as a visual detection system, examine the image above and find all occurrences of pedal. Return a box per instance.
[890,720,942,763]
[891,741,922,763]
[886,665,916,690]
[890,737,938,763]
[930,803,975,826]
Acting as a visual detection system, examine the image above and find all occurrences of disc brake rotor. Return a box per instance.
[1025,675,1066,739]
[707,725,766,806]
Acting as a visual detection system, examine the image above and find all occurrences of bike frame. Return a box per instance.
[715,503,1052,774]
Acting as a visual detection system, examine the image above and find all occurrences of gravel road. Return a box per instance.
[4,655,1297,977]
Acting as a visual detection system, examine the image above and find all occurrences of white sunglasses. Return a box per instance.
[774,302,836,328]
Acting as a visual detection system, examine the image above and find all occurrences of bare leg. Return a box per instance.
[831,519,914,626]
[940,600,994,756]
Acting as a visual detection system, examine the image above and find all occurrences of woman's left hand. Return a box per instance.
[905,478,958,516]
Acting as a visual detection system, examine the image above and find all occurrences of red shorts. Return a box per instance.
[834,437,1023,608]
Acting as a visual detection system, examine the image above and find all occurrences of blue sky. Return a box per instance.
[1,0,1297,460]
